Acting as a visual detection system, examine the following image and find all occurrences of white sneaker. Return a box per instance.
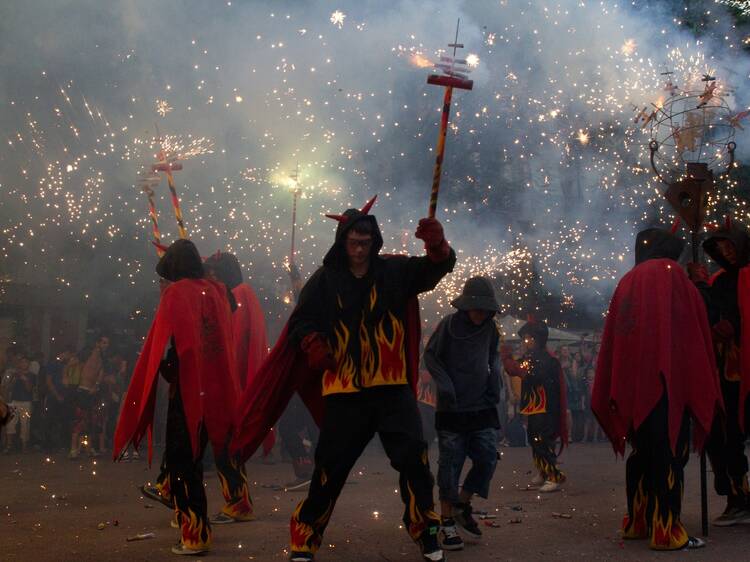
[530,474,544,487]
[539,480,561,493]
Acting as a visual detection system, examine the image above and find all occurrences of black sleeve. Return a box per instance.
[423,318,456,403]
[696,281,720,326]
[388,248,457,298]
[288,268,327,348]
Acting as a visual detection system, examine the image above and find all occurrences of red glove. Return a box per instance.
[687,262,709,284]
[712,319,735,342]
[301,333,337,372]
[415,218,450,262]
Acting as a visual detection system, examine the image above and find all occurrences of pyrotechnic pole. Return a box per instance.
[152,126,187,239]
[290,163,301,264]
[426,19,473,218]
[138,173,164,256]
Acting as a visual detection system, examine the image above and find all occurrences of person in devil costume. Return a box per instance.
[114,240,242,555]
[688,220,750,526]
[232,196,456,562]
[593,227,722,551]
[503,320,568,493]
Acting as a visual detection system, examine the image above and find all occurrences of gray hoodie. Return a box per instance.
[424,311,501,413]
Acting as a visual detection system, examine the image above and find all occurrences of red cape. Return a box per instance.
[232,283,269,387]
[231,298,421,462]
[738,267,750,431]
[592,258,722,455]
[113,278,240,463]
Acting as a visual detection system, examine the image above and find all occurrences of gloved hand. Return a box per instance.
[415,218,450,262]
[712,319,735,342]
[301,333,337,372]
[687,262,709,284]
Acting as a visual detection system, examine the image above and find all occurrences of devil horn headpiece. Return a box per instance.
[325,194,378,223]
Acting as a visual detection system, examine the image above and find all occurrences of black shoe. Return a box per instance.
[140,484,172,509]
[454,503,482,539]
[439,518,464,551]
[289,552,314,561]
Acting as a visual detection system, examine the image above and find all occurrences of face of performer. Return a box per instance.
[716,239,738,266]
[467,309,491,325]
[346,231,373,270]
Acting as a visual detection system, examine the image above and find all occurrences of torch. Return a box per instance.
[426,19,474,218]
[289,163,301,265]
[152,149,187,240]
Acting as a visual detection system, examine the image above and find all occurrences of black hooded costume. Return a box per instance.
[275,198,456,558]
[699,224,750,516]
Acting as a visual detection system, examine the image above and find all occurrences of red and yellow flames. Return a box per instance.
[621,476,648,540]
[520,385,547,414]
[650,497,688,550]
[373,312,406,383]
[179,505,211,550]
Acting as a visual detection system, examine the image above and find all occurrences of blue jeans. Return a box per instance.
[437,427,498,503]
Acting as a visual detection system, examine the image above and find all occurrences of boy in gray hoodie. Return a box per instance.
[424,276,502,551]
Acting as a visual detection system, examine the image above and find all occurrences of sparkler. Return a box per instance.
[151,126,187,239]
[425,19,474,218]
[289,163,301,265]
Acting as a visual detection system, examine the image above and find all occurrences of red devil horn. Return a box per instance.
[670,217,681,234]
[325,214,349,223]
[360,195,378,215]
[725,215,732,230]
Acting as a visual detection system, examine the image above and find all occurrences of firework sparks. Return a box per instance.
[330,10,346,29]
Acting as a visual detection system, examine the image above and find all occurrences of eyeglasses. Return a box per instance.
[346,237,373,249]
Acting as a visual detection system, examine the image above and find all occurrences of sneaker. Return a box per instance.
[171,542,207,556]
[439,519,464,551]
[289,552,314,561]
[68,449,80,460]
[422,548,446,562]
[170,517,179,529]
[140,484,173,509]
[539,480,561,493]
[121,451,131,462]
[132,451,141,461]
[712,504,749,527]
[210,512,246,525]
[682,536,706,550]
[530,473,544,487]
[88,449,101,458]
[453,503,482,540]
[284,477,312,491]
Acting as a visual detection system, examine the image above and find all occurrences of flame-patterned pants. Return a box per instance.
[622,398,690,550]
[165,385,212,551]
[706,378,750,507]
[527,413,564,482]
[290,386,440,555]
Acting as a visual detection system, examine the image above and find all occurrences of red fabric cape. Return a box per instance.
[592,258,722,456]
[231,297,421,462]
[232,283,269,387]
[113,278,240,464]
[738,267,750,431]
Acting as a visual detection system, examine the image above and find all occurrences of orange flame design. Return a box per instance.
[323,321,356,393]
[290,502,316,552]
[418,383,436,407]
[650,498,688,550]
[373,312,406,383]
[622,476,648,539]
[218,463,255,520]
[406,481,426,540]
[179,505,211,550]
[520,385,547,415]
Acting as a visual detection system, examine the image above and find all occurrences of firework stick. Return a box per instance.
[153,154,187,239]
[426,71,472,219]
[143,186,164,256]
[290,188,300,264]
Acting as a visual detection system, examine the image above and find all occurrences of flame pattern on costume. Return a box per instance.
[417,381,436,407]
[323,321,355,393]
[217,456,255,521]
[290,499,334,554]
[178,503,211,551]
[650,497,688,550]
[621,476,649,539]
[532,445,565,482]
[156,473,172,504]
[520,385,547,415]
[718,342,742,382]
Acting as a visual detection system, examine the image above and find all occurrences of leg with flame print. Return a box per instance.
[635,399,691,551]
[165,388,211,553]
[527,414,565,483]
[622,442,651,539]
[215,450,255,521]
[290,394,375,555]
[706,380,750,514]
[378,387,441,554]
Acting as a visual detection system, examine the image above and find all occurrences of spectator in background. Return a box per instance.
[44,348,74,452]
[566,358,588,443]
[4,355,34,453]
[69,336,109,459]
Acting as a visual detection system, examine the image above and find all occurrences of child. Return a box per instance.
[424,276,502,551]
